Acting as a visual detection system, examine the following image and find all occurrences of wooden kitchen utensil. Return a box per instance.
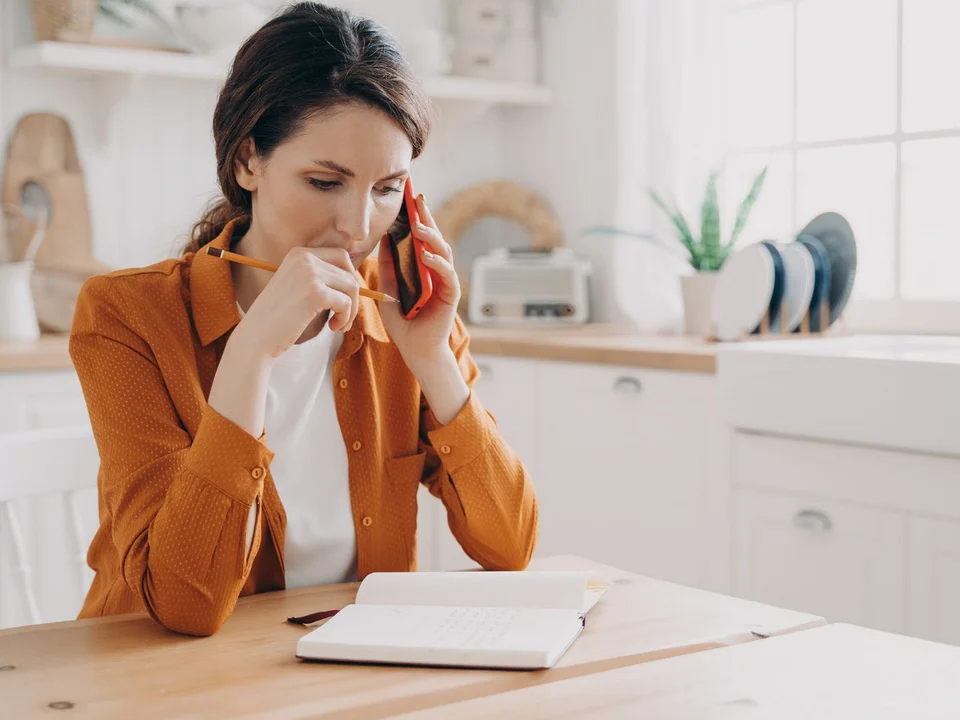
[1,113,110,332]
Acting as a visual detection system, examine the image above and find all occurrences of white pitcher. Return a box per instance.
[0,261,41,341]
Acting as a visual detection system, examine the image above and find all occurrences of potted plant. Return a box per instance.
[649,166,767,336]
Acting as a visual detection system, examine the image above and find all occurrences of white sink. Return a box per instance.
[717,335,960,456]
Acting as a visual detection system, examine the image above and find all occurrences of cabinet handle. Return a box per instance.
[476,364,493,379]
[613,376,642,394]
[793,508,832,532]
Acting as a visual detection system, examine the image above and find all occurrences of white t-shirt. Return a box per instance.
[259,319,357,588]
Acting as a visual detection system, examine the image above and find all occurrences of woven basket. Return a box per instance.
[31,0,98,43]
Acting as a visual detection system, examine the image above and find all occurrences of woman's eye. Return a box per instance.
[309,178,339,191]
[376,185,403,196]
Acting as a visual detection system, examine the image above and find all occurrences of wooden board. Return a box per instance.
[0,113,97,273]
[0,556,822,719]
[396,623,960,719]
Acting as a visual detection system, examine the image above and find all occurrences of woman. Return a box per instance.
[70,2,538,637]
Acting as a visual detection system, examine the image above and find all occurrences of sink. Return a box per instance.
[716,335,960,456]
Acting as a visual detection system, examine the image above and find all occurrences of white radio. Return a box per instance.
[468,248,591,325]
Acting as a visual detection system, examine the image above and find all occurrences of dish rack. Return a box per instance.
[711,300,842,343]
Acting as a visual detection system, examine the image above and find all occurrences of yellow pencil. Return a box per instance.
[206,246,399,304]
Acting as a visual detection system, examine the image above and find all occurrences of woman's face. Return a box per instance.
[237,103,414,269]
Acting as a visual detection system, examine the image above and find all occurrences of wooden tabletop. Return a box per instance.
[397,623,960,719]
[0,327,716,374]
[0,556,821,719]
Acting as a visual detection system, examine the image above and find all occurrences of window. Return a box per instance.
[725,0,960,333]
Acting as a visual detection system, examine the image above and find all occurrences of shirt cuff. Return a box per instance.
[183,403,275,505]
[424,390,496,473]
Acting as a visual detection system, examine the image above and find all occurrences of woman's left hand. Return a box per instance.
[377,193,461,374]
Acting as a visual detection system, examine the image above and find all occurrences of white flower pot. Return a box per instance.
[680,272,718,337]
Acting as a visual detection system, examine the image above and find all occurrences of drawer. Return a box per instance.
[732,431,960,521]
[734,487,906,633]
[0,371,89,432]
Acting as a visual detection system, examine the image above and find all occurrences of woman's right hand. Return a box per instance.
[232,247,361,359]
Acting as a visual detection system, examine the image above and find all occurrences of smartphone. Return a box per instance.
[385,177,433,319]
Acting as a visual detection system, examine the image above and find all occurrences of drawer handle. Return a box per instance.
[613,376,642,394]
[476,364,493,379]
[794,509,832,532]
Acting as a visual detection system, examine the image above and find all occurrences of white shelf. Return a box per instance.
[9,42,552,106]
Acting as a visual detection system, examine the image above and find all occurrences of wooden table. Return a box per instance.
[0,557,822,719]
[397,623,960,719]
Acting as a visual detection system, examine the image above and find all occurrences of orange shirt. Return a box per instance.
[69,220,538,636]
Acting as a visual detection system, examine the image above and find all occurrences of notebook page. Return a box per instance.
[355,571,590,610]
[297,604,584,668]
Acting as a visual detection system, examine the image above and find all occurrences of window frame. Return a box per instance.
[728,0,960,335]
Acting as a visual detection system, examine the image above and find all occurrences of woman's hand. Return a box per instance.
[377,194,461,369]
[378,194,469,424]
[209,247,360,438]
[233,246,361,359]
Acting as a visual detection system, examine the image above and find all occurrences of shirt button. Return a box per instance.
[339,378,348,389]
[251,467,264,479]
[352,441,363,451]
[362,516,373,527]
[440,445,452,455]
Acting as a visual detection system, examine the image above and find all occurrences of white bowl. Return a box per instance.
[176,2,270,56]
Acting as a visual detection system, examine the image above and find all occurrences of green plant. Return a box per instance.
[649,166,768,272]
[99,0,169,29]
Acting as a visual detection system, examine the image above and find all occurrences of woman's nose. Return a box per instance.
[335,193,374,244]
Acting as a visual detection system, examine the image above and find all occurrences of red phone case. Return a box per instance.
[397,177,433,320]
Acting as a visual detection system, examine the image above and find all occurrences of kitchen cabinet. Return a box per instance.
[0,371,89,432]
[733,487,906,633]
[432,354,539,572]
[432,357,728,592]
[533,361,719,587]
[908,516,960,646]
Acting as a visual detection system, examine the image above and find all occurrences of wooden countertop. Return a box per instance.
[0,333,71,372]
[467,324,716,373]
[399,623,960,719]
[0,326,717,374]
[1,556,822,719]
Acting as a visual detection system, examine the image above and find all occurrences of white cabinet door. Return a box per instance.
[908,516,960,645]
[734,488,906,633]
[533,361,718,588]
[0,371,89,432]
[434,355,539,571]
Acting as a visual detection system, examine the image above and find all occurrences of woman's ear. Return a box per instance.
[234,137,260,192]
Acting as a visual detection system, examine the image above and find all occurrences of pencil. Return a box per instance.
[206,246,399,304]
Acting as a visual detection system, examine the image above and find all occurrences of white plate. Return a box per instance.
[777,242,816,332]
[711,244,775,341]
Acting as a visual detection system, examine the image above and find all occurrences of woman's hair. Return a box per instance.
[185,2,433,253]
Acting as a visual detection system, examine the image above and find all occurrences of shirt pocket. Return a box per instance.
[382,452,427,567]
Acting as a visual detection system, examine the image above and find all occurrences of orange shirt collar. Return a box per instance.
[189,217,389,351]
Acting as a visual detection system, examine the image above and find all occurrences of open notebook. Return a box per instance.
[296,571,606,670]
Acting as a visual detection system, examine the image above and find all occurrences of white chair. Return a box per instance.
[0,426,100,627]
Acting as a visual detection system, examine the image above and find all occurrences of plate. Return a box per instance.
[799,212,856,326]
[796,233,831,332]
[712,244,775,341]
[759,241,786,333]
[777,242,816,332]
